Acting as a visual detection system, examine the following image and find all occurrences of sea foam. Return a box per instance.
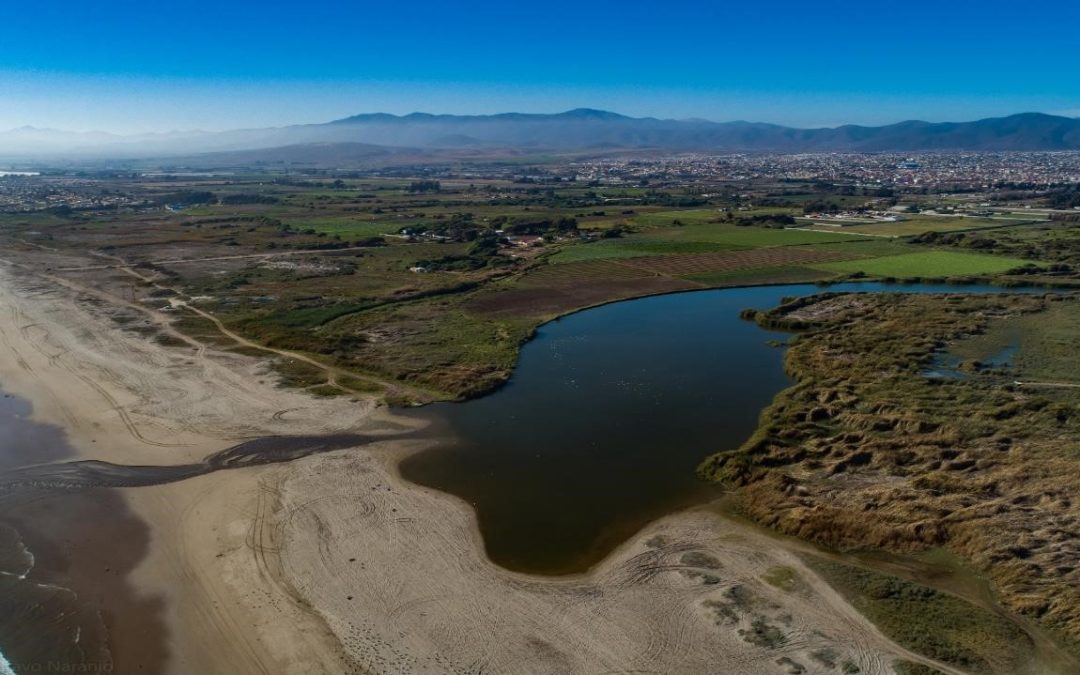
[0,650,16,675]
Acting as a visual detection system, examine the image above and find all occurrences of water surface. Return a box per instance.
[403,282,1051,574]
[0,387,165,674]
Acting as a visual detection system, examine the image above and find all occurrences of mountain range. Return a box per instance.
[2,109,1079,164]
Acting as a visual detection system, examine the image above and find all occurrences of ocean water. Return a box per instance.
[0,389,114,673]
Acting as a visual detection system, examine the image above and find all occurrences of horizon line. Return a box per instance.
[3,108,1078,138]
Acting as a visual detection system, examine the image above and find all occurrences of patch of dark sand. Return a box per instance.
[0,433,385,491]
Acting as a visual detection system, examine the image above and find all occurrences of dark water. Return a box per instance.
[402,282,1055,575]
[927,342,1019,379]
[0,282,1055,670]
[985,344,1019,368]
[0,390,122,674]
[0,433,380,492]
[0,385,394,674]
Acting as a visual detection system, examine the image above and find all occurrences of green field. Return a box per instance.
[652,224,861,247]
[632,208,799,228]
[286,218,394,238]
[631,209,727,227]
[817,216,1032,238]
[813,250,1035,278]
[552,225,862,264]
[550,238,739,263]
[682,264,837,286]
[804,557,1030,674]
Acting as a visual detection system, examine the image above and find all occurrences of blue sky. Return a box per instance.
[0,0,1077,132]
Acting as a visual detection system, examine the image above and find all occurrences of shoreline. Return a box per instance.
[0,252,1001,674]
[0,257,388,673]
[279,438,972,674]
[434,273,1070,404]
[0,375,162,673]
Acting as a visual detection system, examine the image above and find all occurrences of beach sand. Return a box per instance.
[0,257,379,673]
[0,254,965,675]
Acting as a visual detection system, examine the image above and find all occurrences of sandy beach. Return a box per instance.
[0,253,967,675]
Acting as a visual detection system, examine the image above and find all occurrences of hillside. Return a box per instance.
[2,109,1078,160]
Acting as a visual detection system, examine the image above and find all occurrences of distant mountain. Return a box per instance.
[2,110,1079,162]
[166,142,400,167]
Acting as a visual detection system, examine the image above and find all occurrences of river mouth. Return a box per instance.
[400,282,1056,576]
[0,398,397,674]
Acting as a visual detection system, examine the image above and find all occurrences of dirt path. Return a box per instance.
[53,244,383,272]
[0,259,387,673]
[91,252,432,402]
[0,255,976,675]
[1015,380,1080,389]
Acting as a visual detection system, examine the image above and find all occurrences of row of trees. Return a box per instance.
[1047,186,1080,209]
[407,180,441,193]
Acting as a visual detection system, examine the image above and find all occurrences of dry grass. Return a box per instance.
[700,292,1080,655]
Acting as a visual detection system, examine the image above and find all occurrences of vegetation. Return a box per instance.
[4,162,1080,668]
[760,565,802,592]
[700,292,1080,657]
[910,221,1080,284]
[942,299,1080,407]
[406,180,441,193]
[815,250,1037,278]
[550,237,738,263]
[805,557,1029,674]
[829,215,1023,238]
[5,171,1076,402]
[893,662,947,675]
[1046,185,1080,209]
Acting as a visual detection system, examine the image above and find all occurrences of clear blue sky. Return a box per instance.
[1,0,1077,132]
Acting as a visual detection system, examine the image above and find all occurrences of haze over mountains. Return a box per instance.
[2,109,1079,163]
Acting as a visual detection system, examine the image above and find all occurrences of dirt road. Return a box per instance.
[0,255,969,675]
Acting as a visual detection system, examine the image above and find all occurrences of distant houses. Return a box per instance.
[505,234,544,248]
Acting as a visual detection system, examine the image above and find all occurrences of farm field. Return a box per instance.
[630,208,731,227]
[552,224,863,263]
[682,264,837,286]
[610,245,864,277]
[285,217,395,238]
[0,170,1071,402]
[811,215,1036,237]
[813,249,1036,278]
[549,238,739,263]
[642,223,862,247]
[3,161,1080,675]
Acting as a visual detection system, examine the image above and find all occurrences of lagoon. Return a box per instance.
[402,282,1050,574]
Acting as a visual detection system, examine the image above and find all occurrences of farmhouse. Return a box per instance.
[506,234,544,248]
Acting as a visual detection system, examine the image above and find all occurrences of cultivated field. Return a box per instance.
[815,250,1036,278]
[2,165,1079,673]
